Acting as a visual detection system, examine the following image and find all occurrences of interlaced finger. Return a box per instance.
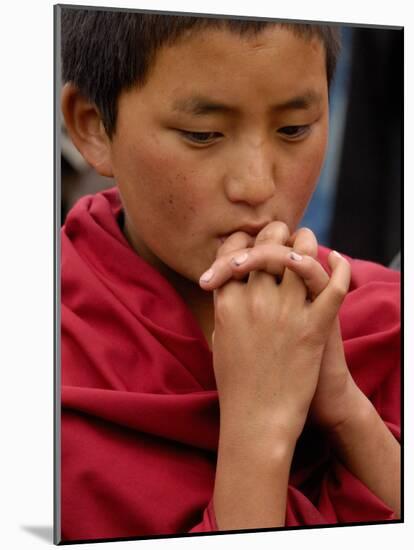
[200,222,290,289]
[216,231,256,259]
[200,231,255,287]
[312,251,351,331]
[280,227,318,304]
[247,221,290,287]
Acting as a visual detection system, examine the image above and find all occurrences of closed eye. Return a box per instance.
[179,130,223,145]
[278,125,311,140]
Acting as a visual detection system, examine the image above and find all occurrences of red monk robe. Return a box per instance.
[60,187,400,542]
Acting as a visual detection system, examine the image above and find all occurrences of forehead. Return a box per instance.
[142,25,327,100]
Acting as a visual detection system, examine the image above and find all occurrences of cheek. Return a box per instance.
[115,138,204,226]
[300,130,328,190]
[281,139,327,227]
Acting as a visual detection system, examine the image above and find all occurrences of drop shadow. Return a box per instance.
[21,525,54,543]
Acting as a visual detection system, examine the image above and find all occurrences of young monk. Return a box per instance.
[59,8,401,542]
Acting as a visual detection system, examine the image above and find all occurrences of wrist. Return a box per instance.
[315,375,367,433]
[214,426,294,530]
[219,409,300,457]
[326,385,374,438]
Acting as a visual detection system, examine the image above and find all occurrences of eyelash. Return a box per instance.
[179,131,223,144]
[278,125,311,139]
[178,125,311,145]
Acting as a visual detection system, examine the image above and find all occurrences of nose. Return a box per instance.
[224,140,276,207]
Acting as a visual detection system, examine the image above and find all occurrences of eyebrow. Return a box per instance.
[172,96,237,116]
[172,91,323,116]
[274,91,323,111]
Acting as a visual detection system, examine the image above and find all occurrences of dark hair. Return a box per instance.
[61,8,341,140]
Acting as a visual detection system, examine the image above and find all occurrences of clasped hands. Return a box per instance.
[199,221,363,439]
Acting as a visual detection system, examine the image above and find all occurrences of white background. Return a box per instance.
[0,0,411,548]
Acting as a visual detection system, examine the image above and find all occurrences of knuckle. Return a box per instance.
[298,315,325,346]
[293,227,318,257]
[272,220,290,239]
[330,281,348,302]
[255,220,289,244]
[298,226,316,239]
[342,258,352,278]
[214,284,241,321]
[301,327,325,348]
[306,258,329,284]
[217,232,254,257]
[247,290,272,319]
[275,300,293,324]
[250,242,283,270]
[214,292,233,322]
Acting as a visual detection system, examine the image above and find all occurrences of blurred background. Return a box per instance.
[60,23,403,269]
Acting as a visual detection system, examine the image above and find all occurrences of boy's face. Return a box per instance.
[109,26,329,283]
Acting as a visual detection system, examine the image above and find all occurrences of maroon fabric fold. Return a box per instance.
[61,187,400,541]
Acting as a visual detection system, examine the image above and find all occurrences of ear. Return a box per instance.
[61,83,114,177]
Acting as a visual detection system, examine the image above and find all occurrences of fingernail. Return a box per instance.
[200,268,214,283]
[289,252,303,261]
[232,252,249,266]
[332,250,342,258]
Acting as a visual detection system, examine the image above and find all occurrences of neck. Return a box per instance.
[121,211,215,349]
[150,259,216,350]
[169,269,215,349]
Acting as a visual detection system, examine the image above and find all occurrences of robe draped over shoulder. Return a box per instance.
[60,187,400,542]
